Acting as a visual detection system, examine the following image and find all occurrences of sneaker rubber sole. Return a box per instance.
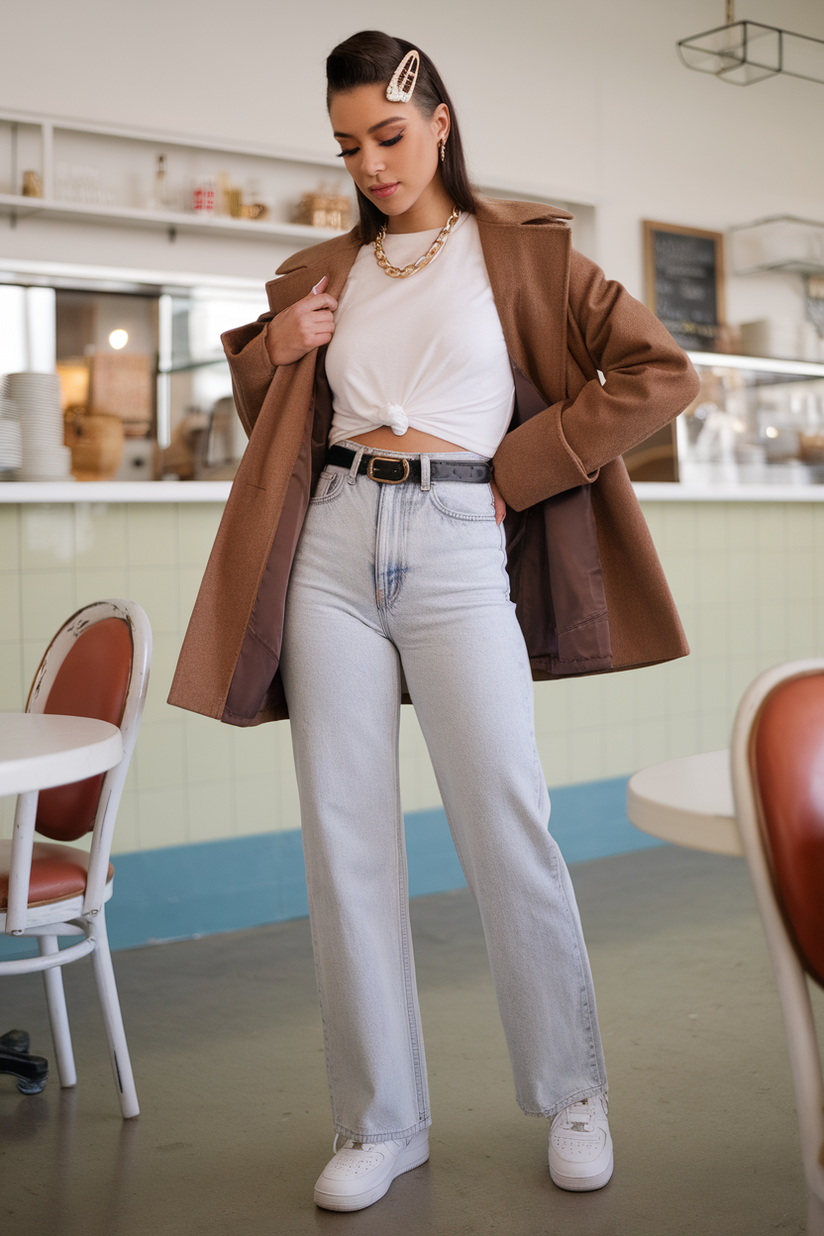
[549,1146,614,1192]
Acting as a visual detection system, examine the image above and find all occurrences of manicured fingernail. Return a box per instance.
[312,278,326,295]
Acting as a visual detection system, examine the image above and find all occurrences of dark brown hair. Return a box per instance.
[326,30,478,243]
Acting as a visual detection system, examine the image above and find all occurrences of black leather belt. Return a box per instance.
[327,445,491,484]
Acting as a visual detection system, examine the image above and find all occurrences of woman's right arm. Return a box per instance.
[221,277,337,437]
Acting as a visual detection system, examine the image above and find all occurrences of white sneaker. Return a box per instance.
[548,1092,613,1191]
[313,1129,430,1212]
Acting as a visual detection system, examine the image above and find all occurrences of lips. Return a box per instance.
[369,183,399,200]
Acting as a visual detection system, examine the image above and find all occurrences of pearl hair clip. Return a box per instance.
[386,50,420,103]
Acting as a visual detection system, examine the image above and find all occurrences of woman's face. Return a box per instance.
[329,83,450,228]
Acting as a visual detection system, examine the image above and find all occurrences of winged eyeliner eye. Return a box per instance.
[336,133,404,158]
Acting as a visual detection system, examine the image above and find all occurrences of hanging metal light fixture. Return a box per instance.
[677,0,824,86]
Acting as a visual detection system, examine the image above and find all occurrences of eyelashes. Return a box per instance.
[336,133,404,158]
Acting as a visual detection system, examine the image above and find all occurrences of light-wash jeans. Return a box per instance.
[280,442,607,1143]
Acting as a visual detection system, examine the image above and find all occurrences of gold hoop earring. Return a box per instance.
[439,138,447,163]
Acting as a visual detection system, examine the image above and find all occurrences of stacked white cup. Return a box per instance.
[0,391,23,477]
[6,373,73,481]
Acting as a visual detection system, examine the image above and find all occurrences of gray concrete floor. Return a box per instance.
[2,845,823,1235]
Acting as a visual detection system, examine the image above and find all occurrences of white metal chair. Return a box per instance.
[731,658,824,1206]
[0,599,151,1118]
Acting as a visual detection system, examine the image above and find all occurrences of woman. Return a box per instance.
[169,31,699,1213]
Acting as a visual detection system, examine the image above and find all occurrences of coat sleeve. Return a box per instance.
[491,249,700,511]
[221,314,277,438]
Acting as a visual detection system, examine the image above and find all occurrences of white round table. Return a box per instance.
[626,748,743,857]
[0,713,123,797]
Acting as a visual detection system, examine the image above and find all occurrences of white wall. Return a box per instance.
[2,0,823,318]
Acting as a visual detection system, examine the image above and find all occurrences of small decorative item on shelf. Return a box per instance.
[192,180,216,214]
[55,162,116,207]
[21,171,42,198]
[239,179,270,222]
[214,171,270,221]
[215,172,246,219]
[64,407,125,481]
[293,187,352,231]
[216,171,232,216]
[225,187,243,218]
[240,201,270,221]
[149,154,171,211]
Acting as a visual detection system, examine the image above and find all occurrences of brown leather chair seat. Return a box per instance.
[0,839,113,908]
[753,674,824,987]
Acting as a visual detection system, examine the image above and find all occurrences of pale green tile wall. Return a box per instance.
[531,501,824,788]
[1,499,823,853]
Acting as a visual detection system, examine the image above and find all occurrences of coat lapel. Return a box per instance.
[265,234,360,315]
[240,236,360,492]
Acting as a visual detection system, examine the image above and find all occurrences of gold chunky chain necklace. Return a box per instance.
[374,206,461,279]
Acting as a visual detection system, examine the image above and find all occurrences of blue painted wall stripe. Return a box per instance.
[1,775,662,959]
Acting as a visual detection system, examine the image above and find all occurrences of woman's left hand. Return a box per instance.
[490,478,506,526]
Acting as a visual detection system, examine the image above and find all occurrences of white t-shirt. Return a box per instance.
[325,212,515,457]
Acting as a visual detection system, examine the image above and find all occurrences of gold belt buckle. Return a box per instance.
[366,455,410,484]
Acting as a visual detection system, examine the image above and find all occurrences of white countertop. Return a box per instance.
[1,479,823,504]
[0,480,233,503]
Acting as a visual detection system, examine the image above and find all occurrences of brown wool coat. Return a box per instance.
[168,198,700,727]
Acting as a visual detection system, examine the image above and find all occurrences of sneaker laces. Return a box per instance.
[554,1093,608,1134]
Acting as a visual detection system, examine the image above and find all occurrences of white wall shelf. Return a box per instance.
[0,192,343,245]
[0,107,351,245]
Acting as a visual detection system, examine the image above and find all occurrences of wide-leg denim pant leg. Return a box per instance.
[279,450,607,1143]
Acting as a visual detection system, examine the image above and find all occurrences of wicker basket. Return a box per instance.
[293,190,352,231]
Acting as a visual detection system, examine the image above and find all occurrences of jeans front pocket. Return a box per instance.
[310,467,346,504]
[430,481,496,521]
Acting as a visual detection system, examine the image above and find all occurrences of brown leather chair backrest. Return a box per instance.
[752,673,824,989]
[36,617,133,842]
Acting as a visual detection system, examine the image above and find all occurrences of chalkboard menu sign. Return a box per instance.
[643,221,726,352]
